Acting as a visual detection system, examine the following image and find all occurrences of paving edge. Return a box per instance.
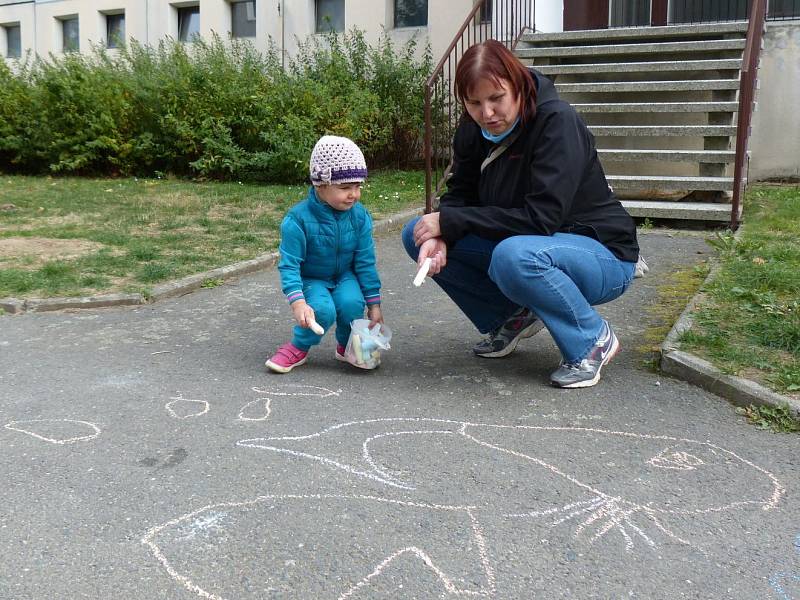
[660,261,800,417]
[0,206,424,315]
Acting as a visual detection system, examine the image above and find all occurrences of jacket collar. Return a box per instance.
[308,186,347,220]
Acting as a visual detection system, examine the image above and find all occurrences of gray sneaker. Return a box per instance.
[473,308,544,358]
[550,321,620,388]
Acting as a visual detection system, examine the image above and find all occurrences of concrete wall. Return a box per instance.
[749,22,800,181]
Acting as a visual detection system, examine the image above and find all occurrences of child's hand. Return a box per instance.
[367,304,383,327]
[291,300,317,329]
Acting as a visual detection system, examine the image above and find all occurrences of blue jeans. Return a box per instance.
[401,218,636,363]
[291,275,365,350]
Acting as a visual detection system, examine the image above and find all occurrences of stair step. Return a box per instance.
[556,79,740,93]
[608,175,734,191]
[520,22,749,44]
[590,125,737,136]
[599,149,736,162]
[621,199,734,221]
[531,59,742,75]
[516,39,746,59]
[575,101,738,113]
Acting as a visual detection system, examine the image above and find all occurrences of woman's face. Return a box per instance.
[463,77,521,134]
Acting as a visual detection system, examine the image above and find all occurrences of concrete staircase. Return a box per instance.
[516,22,754,222]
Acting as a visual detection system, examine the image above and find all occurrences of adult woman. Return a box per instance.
[401,40,639,388]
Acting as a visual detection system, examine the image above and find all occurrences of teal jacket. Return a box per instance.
[277,187,381,306]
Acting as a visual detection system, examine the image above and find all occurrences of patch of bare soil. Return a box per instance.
[0,237,105,268]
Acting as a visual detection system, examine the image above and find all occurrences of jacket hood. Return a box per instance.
[530,68,559,108]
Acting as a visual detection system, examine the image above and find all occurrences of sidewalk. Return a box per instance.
[1,226,798,599]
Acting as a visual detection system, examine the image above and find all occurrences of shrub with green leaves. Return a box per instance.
[0,30,431,182]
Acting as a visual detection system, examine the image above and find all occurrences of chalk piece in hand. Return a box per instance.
[413,257,432,287]
[309,320,324,335]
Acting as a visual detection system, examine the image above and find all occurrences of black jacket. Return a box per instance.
[438,69,639,263]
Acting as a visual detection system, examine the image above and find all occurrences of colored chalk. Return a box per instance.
[413,257,432,287]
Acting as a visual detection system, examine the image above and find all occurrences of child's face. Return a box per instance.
[315,183,362,211]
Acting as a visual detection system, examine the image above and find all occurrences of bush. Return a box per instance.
[0,30,431,182]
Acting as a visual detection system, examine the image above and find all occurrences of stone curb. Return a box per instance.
[660,260,800,417]
[0,206,424,315]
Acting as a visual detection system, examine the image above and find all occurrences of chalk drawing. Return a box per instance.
[4,419,101,444]
[251,384,341,398]
[142,494,494,600]
[236,385,339,422]
[239,418,784,552]
[237,397,272,422]
[166,396,209,419]
[770,534,800,599]
[177,511,230,541]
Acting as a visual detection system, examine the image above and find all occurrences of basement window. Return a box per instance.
[231,0,256,38]
[3,23,21,59]
[106,12,126,49]
[316,0,344,33]
[61,16,79,53]
[395,0,427,28]
[177,5,200,42]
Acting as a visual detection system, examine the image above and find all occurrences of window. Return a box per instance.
[315,0,344,33]
[3,24,21,59]
[106,13,125,48]
[61,17,79,53]
[610,0,650,27]
[769,0,800,19]
[669,0,747,23]
[231,0,256,38]
[177,5,200,42]
[480,0,493,23]
[395,0,427,28]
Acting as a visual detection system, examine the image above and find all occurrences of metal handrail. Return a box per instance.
[731,0,768,229]
[424,0,535,212]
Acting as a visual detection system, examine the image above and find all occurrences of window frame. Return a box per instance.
[105,12,126,49]
[315,0,345,33]
[394,0,428,29]
[230,0,256,38]
[3,23,21,59]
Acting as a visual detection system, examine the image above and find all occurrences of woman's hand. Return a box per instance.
[418,238,447,276]
[413,213,442,246]
[367,304,383,327]
[291,300,316,329]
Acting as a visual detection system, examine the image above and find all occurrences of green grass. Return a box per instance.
[678,184,800,396]
[0,171,425,299]
[735,403,800,433]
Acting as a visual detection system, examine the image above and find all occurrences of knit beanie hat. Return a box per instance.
[309,135,368,186]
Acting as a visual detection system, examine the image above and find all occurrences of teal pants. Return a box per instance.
[291,274,365,350]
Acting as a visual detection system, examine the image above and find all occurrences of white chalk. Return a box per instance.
[413,257,432,287]
[309,319,324,335]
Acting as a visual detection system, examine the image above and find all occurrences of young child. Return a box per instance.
[266,135,383,373]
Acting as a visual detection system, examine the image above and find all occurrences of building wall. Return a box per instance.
[535,1,563,32]
[749,23,800,181]
[0,0,495,65]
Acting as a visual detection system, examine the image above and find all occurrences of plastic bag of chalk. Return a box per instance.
[344,319,393,370]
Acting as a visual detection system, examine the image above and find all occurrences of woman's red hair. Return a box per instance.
[454,40,537,123]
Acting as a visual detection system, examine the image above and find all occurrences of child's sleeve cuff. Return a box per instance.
[286,290,305,304]
[365,293,381,305]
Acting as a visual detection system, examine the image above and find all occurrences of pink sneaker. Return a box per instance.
[265,342,308,373]
[335,343,347,362]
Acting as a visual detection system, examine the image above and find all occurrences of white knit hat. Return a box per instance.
[309,135,368,185]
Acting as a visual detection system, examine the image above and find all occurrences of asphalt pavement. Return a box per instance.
[1,228,798,600]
